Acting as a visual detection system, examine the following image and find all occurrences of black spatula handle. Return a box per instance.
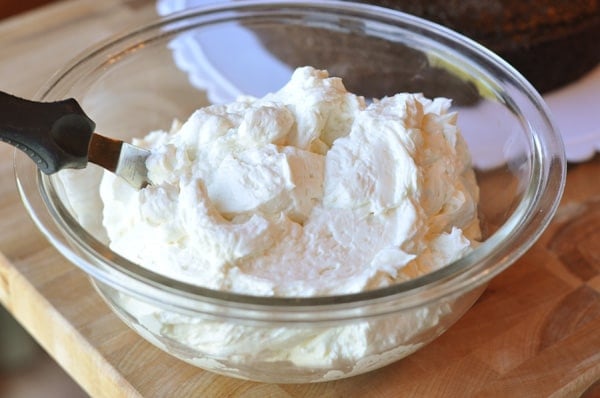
[0,91,95,174]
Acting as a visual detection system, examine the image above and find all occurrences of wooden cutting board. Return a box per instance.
[0,1,599,397]
[2,150,600,398]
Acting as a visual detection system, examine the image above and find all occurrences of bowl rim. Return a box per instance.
[15,0,566,317]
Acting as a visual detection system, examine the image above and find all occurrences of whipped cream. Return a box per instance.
[92,66,480,379]
[99,66,480,297]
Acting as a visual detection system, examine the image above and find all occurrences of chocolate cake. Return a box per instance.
[249,22,483,105]
[357,0,600,92]
[248,0,598,97]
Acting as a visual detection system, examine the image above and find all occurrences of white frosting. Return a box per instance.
[100,66,480,297]
[95,66,480,378]
[116,290,451,379]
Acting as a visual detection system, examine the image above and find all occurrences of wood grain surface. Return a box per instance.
[0,1,599,397]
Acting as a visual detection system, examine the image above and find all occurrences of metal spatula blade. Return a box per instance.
[88,133,150,189]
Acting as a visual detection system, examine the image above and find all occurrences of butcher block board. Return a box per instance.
[0,1,599,397]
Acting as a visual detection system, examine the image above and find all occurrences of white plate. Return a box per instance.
[158,0,600,164]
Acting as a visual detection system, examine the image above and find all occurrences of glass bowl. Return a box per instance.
[14,0,565,383]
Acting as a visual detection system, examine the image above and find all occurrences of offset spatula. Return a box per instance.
[0,90,151,189]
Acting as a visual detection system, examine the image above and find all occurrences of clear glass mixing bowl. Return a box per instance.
[14,0,565,383]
